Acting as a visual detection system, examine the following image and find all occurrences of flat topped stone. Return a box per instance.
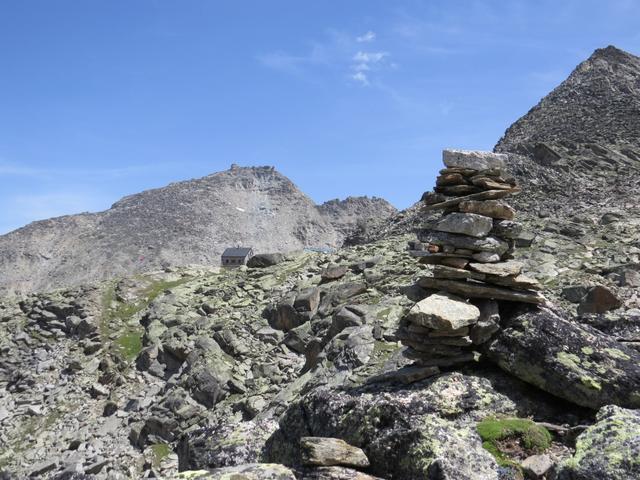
[418,277,545,304]
[300,437,370,468]
[434,212,493,238]
[443,149,507,170]
[468,260,523,277]
[459,200,515,220]
[406,292,480,330]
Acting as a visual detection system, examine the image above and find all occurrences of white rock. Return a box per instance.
[443,149,507,170]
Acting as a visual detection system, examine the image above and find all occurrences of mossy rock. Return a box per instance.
[477,417,551,468]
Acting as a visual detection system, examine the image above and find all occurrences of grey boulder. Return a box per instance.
[300,437,370,468]
[435,213,494,238]
[556,405,640,480]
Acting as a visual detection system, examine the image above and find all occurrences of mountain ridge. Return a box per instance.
[0,165,396,296]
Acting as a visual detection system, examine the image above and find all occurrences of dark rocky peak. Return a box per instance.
[492,45,640,219]
[496,45,640,154]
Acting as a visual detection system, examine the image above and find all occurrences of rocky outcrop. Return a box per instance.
[496,46,640,155]
[0,166,396,296]
[265,385,500,480]
[557,405,640,480]
[484,306,640,409]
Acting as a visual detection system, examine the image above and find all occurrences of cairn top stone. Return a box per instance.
[443,149,507,170]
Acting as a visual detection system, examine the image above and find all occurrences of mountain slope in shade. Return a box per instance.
[0,165,396,296]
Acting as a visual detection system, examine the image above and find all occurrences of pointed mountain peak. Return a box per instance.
[496,45,640,154]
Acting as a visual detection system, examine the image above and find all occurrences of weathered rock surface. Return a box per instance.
[459,200,516,220]
[557,405,640,480]
[176,463,297,479]
[443,149,507,170]
[418,277,545,304]
[265,384,503,479]
[484,306,640,409]
[247,253,286,268]
[405,292,480,330]
[300,437,369,468]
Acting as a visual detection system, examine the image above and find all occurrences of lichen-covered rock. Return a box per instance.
[264,381,509,479]
[484,306,640,409]
[556,405,640,480]
[178,418,280,471]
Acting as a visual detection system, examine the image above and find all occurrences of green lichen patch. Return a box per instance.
[477,417,552,468]
[150,442,172,468]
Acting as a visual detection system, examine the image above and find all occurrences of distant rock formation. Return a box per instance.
[0,166,396,296]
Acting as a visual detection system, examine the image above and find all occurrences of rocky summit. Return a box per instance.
[2,45,640,480]
[0,166,396,297]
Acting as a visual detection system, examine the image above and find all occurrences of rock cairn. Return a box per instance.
[400,149,545,367]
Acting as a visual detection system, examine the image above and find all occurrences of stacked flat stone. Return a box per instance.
[400,149,544,367]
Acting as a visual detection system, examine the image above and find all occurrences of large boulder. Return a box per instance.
[577,285,622,315]
[556,405,640,480]
[265,382,504,479]
[247,253,286,268]
[178,418,279,471]
[483,306,640,409]
[180,337,235,408]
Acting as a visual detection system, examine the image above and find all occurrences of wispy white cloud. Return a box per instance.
[356,31,376,43]
[349,50,390,87]
[350,71,369,86]
[259,29,394,88]
[353,51,388,64]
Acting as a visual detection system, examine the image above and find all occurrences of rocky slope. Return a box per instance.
[384,46,640,329]
[0,166,396,297]
[2,45,640,480]
[491,46,640,341]
[0,235,599,479]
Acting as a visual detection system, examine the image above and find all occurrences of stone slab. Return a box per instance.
[443,149,507,170]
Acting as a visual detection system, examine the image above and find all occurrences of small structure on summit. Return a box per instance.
[221,247,254,267]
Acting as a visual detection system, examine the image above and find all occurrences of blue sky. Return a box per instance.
[1,0,639,234]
